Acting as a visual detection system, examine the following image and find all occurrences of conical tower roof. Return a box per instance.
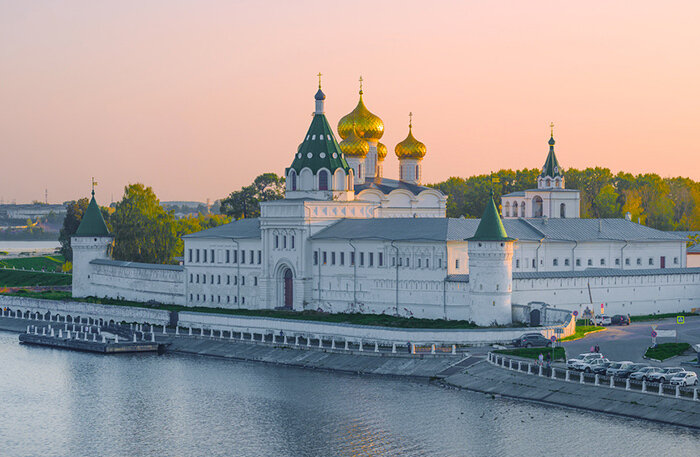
[541,132,562,178]
[468,192,515,241]
[288,88,351,175]
[75,191,111,237]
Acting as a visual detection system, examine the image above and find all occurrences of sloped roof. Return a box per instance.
[75,194,110,237]
[90,258,183,271]
[182,218,261,239]
[287,112,350,174]
[354,177,438,196]
[541,135,562,178]
[520,218,681,241]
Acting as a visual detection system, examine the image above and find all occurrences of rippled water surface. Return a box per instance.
[0,331,697,457]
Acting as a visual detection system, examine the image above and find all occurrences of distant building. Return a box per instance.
[72,82,700,325]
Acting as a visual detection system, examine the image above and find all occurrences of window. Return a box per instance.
[648,258,654,266]
[211,249,215,263]
[188,249,193,263]
[350,252,355,265]
[189,273,193,283]
[196,249,200,263]
[560,203,566,218]
[369,253,374,267]
[405,257,410,267]
[234,276,238,285]
[564,258,570,266]
[233,249,238,263]
[553,258,558,266]
[615,258,620,265]
[203,250,207,263]
[674,257,679,265]
[323,251,327,265]
[515,259,520,268]
[600,258,605,266]
[576,259,581,267]
[189,293,193,301]
[313,251,318,265]
[532,259,536,268]
[318,170,329,190]
[217,275,221,284]
[254,277,258,286]
[415,164,420,181]
[438,259,442,268]
[587,259,592,266]
[425,258,429,268]
[226,275,230,285]
[242,297,245,305]
[291,236,295,249]
[203,295,206,302]
[196,274,200,283]
[258,251,262,264]
[360,252,365,266]
[211,275,214,283]
[625,258,630,266]
[379,253,383,267]
[340,252,345,265]
[331,252,336,265]
[196,294,200,301]
[455,259,460,269]
[392,257,396,267]
[275,235,279,249]
[290,170,297,191]
[203,275,206,284]
[283,236,287,249]
[241,250,245,264]
[417,258,422,268]
[637,258,641,265]
[249,250,254,264]
[226,250,230,263]
[241,276,245,286]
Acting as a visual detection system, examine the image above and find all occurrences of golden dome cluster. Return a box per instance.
[339,124,370,158]
[337,78,384,141]
[394,114,426,160]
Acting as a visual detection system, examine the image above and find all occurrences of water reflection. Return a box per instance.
[0,331,697,457]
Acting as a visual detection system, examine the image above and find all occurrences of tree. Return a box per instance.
[592,184,620,218]
[220,173,285,219]
[58,198,90,261]
[110,184,178,264]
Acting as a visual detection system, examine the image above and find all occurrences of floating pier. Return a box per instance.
[18,324,164,354]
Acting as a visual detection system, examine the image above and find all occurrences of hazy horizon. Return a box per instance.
[2,1,699,204]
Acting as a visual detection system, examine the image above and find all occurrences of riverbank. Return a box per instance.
[442,359,700,430]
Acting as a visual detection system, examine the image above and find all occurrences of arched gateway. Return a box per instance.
[283,268,293,309]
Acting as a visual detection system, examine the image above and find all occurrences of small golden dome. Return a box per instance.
[395,117,426,160]
[338,91,384,141]
[377,142,387,160]
[339,124,369,158]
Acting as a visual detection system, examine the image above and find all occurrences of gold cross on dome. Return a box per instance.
[317,72,322,89]
[409,112,413,128]
[91,177,98,196]
[550,122,555,136]
[359,75,363,93]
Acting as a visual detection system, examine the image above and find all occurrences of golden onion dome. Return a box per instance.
[395,118,426,160]
[337,91,384,141]
[376,142,387,160]
[339,124,369,158]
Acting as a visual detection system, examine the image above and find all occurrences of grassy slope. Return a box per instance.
[560,325,606,342]
[0,270,71,287]
[644,343,691,361]
[0,255,65,272]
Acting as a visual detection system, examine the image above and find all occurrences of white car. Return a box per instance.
[670,371,698,386]
[593,315,612,326]
[573,358,610,373]
[567,353,604,370]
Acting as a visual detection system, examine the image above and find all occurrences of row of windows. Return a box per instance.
[274,235,295,250]
[189,273,258,286]
[513,256,679,268]
[189,293,246,305]
[313,250,444,269]
[188,248,261,265]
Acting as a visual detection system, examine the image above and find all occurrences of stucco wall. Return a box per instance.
[88,262,185,305]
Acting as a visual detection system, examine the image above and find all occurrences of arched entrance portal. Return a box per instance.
[283,268,293,309]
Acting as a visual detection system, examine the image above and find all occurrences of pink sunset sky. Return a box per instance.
[1,1,699,204]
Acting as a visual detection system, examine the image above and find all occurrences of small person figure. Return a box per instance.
[595,344,600,353]
[538,353,544,367]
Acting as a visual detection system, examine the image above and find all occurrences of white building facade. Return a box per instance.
[72,85,700,326]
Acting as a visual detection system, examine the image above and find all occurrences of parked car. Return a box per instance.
[629,366,664,382]
[591,361,615,375]
[512,333,551,348]
[566,353,604,370]
[606,361,635,377]
[593,315,612,326]
[611,314,630,325]
[670,371,698,386]
[615,363,649,378]
[572,358,610,373]
[647,367,685,383]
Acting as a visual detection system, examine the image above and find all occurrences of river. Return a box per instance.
[0,331,697,457]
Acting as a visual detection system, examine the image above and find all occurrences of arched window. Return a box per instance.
[289,170,297,191]
[399,164,402,180]
[533,196,543,217]
[512,201,518,217]
[415,165,420,181]
[358,164,363,180]
[504,202,510,217]
[318,170,329,190]
[545,178,551,187]
[560,202,566,218]
[521,201,526,217]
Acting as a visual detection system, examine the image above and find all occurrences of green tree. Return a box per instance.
[220,173,285,219]
[58,198,90,261]
[592,184,620,218]
[110,184,178,264]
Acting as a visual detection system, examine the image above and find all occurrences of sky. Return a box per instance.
[1,1,699,204]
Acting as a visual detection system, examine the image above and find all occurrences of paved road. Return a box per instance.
[562,316,700,365]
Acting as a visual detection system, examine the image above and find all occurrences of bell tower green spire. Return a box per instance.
[541,122,562,179]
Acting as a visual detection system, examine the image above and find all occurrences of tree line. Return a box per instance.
[429,167,700,231]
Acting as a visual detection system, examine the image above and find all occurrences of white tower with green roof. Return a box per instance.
[285,81,355,201]
[467,192,515,325]
[71,190,112,298]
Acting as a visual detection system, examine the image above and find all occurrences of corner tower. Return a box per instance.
[286,77,354,201]
[467,192,515,325]
[71,189,112,298]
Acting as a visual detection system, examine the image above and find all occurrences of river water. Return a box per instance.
[0,331,697,457]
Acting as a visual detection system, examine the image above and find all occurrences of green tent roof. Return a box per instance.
[287,110,351,175]
[541,135,562,178]
[75,192,111,237]
[468,193,515,241]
